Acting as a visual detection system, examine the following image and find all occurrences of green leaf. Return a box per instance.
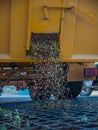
[0,124,7,130]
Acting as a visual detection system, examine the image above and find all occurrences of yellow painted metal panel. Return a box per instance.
[32,0,62,33]
[73,0,98,54]
[68,63,95,81]
[60,0,98,61]
[10,0,28,58]
[0,0,11,53]
[60,0,77,59]
[0,0,98,62]
[26,0,32,51]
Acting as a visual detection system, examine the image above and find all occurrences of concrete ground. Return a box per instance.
[0,91,98,103]
[0,94,32,103]
[90,91,98,96]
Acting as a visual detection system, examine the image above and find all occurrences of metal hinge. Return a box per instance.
[43,4,96,25]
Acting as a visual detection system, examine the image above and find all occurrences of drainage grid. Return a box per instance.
[0,97,98,130]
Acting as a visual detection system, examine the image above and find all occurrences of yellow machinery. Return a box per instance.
[0,0,98,99]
